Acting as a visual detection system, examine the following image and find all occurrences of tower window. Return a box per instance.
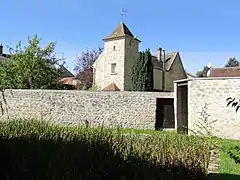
[113,46,116,51]
[111,63,117,74]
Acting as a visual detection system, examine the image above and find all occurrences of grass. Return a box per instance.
[219,139,240,175]
[78,125,240,175]
[0,119,210,179]
[112,127,240,175]
[108,127,176,135]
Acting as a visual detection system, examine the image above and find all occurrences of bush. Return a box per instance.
[0,120,210,179]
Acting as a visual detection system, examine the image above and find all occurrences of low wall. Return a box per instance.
[188,78,240,140]
[0,90,173,130]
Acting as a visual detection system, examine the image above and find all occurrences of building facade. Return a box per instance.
[93,22,187,91]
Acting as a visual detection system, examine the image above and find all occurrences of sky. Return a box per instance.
[1,0,240,75]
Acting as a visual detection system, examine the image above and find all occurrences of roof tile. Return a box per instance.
[103,22,135,40]
[210,67,240,77]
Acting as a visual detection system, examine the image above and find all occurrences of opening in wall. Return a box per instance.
[111,63,117,74]
[155,98,175,130]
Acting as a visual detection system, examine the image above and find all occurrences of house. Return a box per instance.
[209,67,240,77]
[92,22,187,91]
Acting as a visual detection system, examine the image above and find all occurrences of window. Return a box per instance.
[111,63,117,74]
[113,46,116,51]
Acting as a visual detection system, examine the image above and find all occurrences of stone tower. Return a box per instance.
[93,22,141,91]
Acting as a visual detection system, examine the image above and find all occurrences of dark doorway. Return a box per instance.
[155,98,174,130]
[176,84,188,134]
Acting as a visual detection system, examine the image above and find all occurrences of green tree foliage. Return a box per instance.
[132,49,153,91]
[132,52,143,91]
[0,35,65,90]
[196,66,210,77]
[225,57,240,67]
[143,49,153,91]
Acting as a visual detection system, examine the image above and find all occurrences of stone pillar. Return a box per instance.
[174,82,178,131]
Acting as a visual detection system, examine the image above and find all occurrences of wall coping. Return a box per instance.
[174,77,240,84]
[3,89,174,98]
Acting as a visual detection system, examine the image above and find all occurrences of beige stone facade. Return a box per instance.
[93,22,187,91]
[174,77,240,140]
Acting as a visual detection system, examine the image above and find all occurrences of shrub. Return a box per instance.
[88,85,98,91]
[0,120,210,179]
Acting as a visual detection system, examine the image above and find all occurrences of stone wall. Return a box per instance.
[0,90,173,129]
[187,78,240,140]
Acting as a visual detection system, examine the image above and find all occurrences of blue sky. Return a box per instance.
[1,0,240,75]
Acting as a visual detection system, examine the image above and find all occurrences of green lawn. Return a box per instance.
[219,139,240,175]
[111,127,176,135]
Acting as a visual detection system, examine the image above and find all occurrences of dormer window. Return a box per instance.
[111,63,117,74]
[113,46,116,51]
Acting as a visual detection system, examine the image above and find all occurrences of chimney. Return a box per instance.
[157,47,162,62]
[162,49,166,72]
[162,49,166,91]
[0,44,3,55]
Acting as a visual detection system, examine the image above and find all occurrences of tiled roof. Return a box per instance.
[59,65,75,77]
[103,83,120,91]
[151,52,177,71]
[103,22,139,41]
[151,56,163,70]
[164,52,177,71]
[209,67,240,77]
[59,77,76,86]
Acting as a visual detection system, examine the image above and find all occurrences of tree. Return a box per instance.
[132,52,143,91]
[132,49,153,91]
[0,35,65,90]
[225,57,239,67]
[74,47,103,89]
[143,49,153,91]
[196,66,210,77]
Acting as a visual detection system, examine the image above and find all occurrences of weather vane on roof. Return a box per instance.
[120,8,127,22]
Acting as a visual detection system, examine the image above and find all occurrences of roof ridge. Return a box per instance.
[212,66,240,69]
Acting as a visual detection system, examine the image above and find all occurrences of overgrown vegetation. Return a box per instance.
[131,49,153,91]
[189,103,219,149]
[0,120,210,179]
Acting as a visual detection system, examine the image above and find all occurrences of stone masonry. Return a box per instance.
[0,90,173,129]
[187,78,240,140]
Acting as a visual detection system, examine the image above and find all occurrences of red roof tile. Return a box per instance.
[209,67,240,77]
[59,77,75,85]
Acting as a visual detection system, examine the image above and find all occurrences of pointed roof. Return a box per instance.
[102,83,120,91]
[103,22,139,41]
